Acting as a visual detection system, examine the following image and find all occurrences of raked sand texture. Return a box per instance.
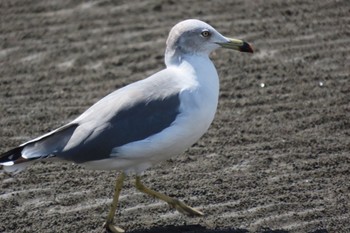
[0,1,349,233]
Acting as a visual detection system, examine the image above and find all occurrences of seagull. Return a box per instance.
[0,19,253,233]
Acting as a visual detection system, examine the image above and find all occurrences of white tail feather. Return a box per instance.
[3,161,33,173]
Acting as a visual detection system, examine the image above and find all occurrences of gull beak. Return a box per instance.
[217,38,253,53]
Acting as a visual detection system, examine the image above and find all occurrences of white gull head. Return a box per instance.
[165,19,253,66]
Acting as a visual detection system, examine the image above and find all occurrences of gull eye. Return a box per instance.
[201,30,211,38]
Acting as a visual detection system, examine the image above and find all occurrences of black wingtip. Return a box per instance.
[0,146,24,164]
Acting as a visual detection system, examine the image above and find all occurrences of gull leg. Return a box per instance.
[135,176,204,216]
[102,172,126,233]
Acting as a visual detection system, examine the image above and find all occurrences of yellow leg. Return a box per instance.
[102,172,126,233]
[135,176,204,216]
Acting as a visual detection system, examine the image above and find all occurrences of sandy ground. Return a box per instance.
[0,0,350,232]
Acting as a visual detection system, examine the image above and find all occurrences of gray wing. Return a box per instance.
[55,68,185,163]
[1,69,185,168]
[58,92,181,163]
[0,92,180,168]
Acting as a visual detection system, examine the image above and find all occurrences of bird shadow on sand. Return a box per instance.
[126,224,294,233]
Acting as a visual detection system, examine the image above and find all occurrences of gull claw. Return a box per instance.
[102,222,125,233]
[169,199,204,216]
